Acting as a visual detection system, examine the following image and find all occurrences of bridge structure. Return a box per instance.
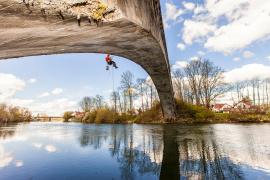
[34,117,63,121]
[0,0,176,121]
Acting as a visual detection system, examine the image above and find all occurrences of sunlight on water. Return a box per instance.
[0,122,270,179]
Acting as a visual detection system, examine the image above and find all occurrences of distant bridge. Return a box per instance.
[34,117,63,121]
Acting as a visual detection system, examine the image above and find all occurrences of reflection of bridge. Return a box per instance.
[0,0,176,121]
[34,117,63,121]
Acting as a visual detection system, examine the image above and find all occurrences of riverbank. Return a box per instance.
[64,100,270,124]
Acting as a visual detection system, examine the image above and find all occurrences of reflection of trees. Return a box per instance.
[0,124,16,140]
[176,125,244,179]
[78,125,109,149]
[109,125,162,180]
[78,124,246,179]
[78,124,162,179]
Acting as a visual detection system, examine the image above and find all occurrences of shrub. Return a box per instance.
[114,113,131,123]
[83,111,96,123]
[134,102,162,123]
[63,111,73,122]
[95,108,114,123]
[175,99,214,122]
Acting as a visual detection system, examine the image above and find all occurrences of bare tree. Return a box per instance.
[257,80,260,106]
[201,59,227,109]
[250,79,258,105]
[79,96,94,112]
[234,82,245,102]
[110,91,119,114]
[122,90,128,113]
[266,78,269,108]
[146,77,155,108]
[136,78,146,112]
[121,71,135,115]
[94,95,104,110]
[185,59,203,105]
[173,69,184,100]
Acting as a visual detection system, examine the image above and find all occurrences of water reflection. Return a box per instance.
[78,125,162,179]
[0,122,270,179]
[0,124,17,170]
[78,124,270,179]
[176,126,244,179]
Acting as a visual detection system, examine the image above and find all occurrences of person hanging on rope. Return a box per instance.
[105,54,118,68]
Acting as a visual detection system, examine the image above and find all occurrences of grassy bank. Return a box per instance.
[63,100,270,124]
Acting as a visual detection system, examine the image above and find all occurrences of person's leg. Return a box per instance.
[112,61,118,68]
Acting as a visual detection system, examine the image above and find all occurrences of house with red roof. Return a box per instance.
[212,103,233,113]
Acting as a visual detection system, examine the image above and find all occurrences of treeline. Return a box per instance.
[64,71,162,123]
[232,79,270,107]
[173,59,229,109]
[173,58,270,109]
[63,58,270,123]
[0,103,32,124]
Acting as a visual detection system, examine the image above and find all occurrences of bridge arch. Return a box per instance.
[0,0,176,120]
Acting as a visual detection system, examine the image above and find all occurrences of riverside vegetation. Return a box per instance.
[0,103,32,124]
[63,99,270,124]
[63,58,270,124]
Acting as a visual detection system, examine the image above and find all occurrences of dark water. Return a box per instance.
[0,122,270,180]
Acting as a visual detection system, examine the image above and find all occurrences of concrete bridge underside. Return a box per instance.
[0,0,176,120]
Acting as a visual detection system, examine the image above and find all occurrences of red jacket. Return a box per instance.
[106,54,111,61]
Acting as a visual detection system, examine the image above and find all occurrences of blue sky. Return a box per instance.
[1,0,270,115]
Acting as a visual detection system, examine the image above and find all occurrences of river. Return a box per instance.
[0,122,270,180]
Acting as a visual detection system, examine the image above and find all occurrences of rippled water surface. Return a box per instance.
[0,122,270,179]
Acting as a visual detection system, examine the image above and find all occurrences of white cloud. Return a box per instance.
[181,0,270,54]
[45,145,56,153]
[189,56,200,61]
[105,89,115,94]
[129,88,139,94]
[182,20,217,45]
[27,78,37,83]
[0,145,15,169]
[164,3,185,29]
[0,73,26,92]
[233,57,241,61]
[38,92,49,97]
[32,98,77,116]
[243,51,255,58]
[224,64,270,83]
[198,51,205,56]
[32,143,43,149]
[177,43,186,51]
[52,88,63,95]
[0,73,26,102]
[14,161,24,167]
[165,3,184,21]
[194,4,205,14]
[8,98,77,116]
[183,1,195,11]
[172,61,188,69]
[267,56,270,60]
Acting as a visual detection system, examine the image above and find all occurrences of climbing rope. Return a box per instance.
[112,65,115,124]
